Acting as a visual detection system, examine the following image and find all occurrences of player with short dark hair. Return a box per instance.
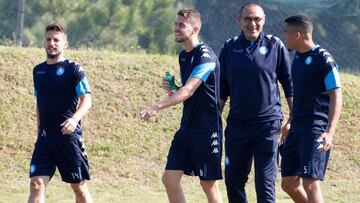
[141,8,223,203]
[28,23,93,203]
[281,15,342,203]
[219,3,293,203]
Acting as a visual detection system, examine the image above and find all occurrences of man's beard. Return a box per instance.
[46,51,60,59]
[174,33,192,43]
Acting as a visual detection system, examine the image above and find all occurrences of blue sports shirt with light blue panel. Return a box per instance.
[33,59,91,139]
[291,45,341,133]
[178,43,221,133]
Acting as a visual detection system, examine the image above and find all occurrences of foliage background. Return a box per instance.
[1,0,359,72]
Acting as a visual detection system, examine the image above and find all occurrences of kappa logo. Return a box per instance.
[212,147,219,154]
[211,140,219,146]
[56,66,65,76]
[211,132,218,138]
[201,48,210,53]
[201,53,211,58]
[325,56,334,63]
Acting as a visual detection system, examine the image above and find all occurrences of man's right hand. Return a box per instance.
[140,104,161,120]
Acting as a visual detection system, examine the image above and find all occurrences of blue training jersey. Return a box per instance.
[178,43,222,133]
[220,32,293,125]
[291,45,341,133]
[33,59,91,139]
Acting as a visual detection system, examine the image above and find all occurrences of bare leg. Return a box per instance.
[303,178,323,203]
[200,180,223,203]
[281,176,308,203]
[28,176,50,203]
[71,180,93,203]
[162,170,186,203]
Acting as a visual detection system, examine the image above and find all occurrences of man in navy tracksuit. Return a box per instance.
[219,3,293,203]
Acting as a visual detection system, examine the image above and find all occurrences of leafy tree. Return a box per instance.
[1,0,180,53]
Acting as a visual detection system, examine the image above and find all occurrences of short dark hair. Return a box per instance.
[45,23,67,35]
[239,3,265,17]
[177,8,202,27]
[284,15,313,34]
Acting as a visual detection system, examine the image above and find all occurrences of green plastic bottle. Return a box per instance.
[165,71,177,94]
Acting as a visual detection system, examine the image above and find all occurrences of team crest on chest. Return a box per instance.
[305,56,313,65]
[259,46,268,55]
[56,66,65,76]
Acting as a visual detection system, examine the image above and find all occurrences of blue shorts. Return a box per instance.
[281,131,330,181]
[29,133,90,183]
[165,130,223,180]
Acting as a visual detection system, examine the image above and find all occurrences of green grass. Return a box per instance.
[0,46,359,202]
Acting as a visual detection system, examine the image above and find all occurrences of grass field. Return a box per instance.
[0,46,359,202]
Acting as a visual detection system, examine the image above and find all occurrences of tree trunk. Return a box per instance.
[16,0,25,47]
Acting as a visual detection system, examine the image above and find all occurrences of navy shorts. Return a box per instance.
[165,130,223,180]
[29,133,90,183]
[281,131,330,181]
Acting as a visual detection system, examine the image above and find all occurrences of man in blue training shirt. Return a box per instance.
[219,3,293,203]
[141,8,223,203]
[28,24,93,203]
[281,15,342,203]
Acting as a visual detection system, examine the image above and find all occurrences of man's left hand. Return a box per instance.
[317,131,334,152]
[60,117,78,135]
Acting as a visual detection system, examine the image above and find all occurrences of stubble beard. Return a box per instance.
[46,50,61,59]
[175,34,191,43]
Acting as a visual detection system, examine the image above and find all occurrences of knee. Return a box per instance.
[162,173,178,189]
[162,173,170,186]
[303,179,320,193]
[71,182,87,196]
[30,179,45,194]
[281,178,300,193]
[200,181,218,193]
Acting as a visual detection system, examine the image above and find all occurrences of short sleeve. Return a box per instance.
[324,62,341,91]
[190,45,217,82]
[74,64,91,96]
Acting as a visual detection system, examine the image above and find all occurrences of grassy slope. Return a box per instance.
[0,46,359,202]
